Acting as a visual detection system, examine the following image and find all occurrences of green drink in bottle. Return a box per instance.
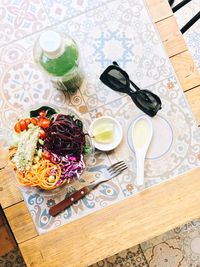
[34,30,83,94]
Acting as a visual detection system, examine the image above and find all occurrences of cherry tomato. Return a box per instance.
[42,150,50,160]
[14,122,21,133]
[38,110,46,117]
[38,117,50,129]
[30,117,38,125]
[24,118,31,125]
[39,129,46,139]
[19,119,27,131]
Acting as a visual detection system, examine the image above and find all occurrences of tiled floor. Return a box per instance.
[0,249,26,267]
[0,208,26,267]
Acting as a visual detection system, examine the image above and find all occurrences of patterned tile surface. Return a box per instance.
[0,33,88,129]
[0,248,26,267]
[90,76,199,190]
[0,0,50,47]
[0,0,199,236]
[53,0,173,96]
[174,219,200,267]
[141,230,188,267]
[91,3,200,266]
[41,0,114,24]
[173,0,200,71]
[90,245,149,267]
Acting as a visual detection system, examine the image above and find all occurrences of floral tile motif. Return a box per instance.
[0,0,50,47]
[184,32,200,72]
[143,241,187,267]
[0,34,87,131]
[53,0,173,110]
[141,229,188,267]
[0,248,26,267]
[174,219,200,235]
[42,0,113,24]
[178,230,200,267]
[173,218,200,267]
[89,245,149,267]
[89,76,200,195]
[21,150,127,234]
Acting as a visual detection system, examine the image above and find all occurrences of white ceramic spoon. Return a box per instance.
[131,115,153,186]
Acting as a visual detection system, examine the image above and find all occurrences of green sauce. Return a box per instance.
[39,45,82,93]
[39,45,78,76]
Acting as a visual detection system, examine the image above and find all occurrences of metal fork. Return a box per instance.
[91,160,127,185]
[49,161,127,217]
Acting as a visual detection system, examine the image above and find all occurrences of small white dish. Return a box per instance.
[89,116,123,151]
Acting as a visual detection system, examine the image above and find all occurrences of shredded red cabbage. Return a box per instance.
[44,114,85,160]
[47,153,85,185]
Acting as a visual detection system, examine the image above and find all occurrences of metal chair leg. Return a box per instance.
[172,0,192,12]
[181,11,200,33]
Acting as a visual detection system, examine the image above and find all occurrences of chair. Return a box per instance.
[168,0,200,33]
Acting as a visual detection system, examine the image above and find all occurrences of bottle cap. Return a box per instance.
[39,30,62,58]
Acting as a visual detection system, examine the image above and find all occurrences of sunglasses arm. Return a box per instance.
[130,80,140,91]
[112,61,140,91]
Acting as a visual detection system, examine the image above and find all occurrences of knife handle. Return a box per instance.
[49,186,90,217]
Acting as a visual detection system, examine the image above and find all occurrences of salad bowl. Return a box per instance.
[7,105,95,192]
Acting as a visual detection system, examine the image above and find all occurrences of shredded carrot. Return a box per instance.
[15,159,62,190]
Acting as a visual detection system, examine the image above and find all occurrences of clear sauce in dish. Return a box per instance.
[132,118,149,149]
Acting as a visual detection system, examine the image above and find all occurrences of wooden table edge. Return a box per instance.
[12,166,199,267]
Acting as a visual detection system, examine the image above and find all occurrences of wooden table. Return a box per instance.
[1,1,200,266]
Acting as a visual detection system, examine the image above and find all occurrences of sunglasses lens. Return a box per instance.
[107,69,127,90]
[133,90,161,116]
[138,92,158,108]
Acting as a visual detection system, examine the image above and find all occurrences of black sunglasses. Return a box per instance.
[100,61,162,117]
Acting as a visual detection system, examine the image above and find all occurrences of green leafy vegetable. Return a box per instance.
[30,106,57,118]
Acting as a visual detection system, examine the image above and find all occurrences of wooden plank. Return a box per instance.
[185,86,200,125]
[155,15,200,93]
[4,202,38,244]
[155,16,187,57]
[4,167,200,267]
[145,0,172,22]
[0,166,22,209]
[170,51,200,91]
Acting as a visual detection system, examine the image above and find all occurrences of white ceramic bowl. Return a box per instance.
[89,116,123,151]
